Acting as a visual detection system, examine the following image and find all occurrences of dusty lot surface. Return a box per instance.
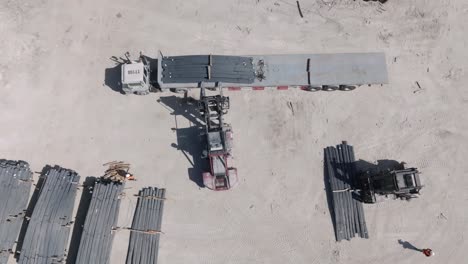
[1,0,467,263]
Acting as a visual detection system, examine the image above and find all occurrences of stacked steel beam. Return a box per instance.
[0,160,33,263]
[18,166,80,264]
[126,187,166,264]
[74,180,124,264]
[161,55,255,83]
[325,142,369,241]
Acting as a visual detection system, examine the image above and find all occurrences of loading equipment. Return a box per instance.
[116,52,388,191]
[357,164,422,203]
[198,85,238,191]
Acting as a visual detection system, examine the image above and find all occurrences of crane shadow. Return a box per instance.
[158,95,208,188]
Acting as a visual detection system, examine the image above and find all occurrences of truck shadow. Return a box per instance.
[104,64,124,94]
[158,95,208,188]
[354,159,404,174]
[327,158,404,188]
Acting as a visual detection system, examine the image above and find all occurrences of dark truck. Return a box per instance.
[357,164,422,203]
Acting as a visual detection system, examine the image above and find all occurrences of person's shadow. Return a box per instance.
[398,239,422,252]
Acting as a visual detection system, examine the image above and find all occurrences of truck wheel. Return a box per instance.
[170,88,188,94]
[134,90,150,95]
[339,85,356,91]
[322,85,338,91]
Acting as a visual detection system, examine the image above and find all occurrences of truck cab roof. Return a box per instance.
[208,131,223,152]
[395,169,421,190]
[122,62,145,84]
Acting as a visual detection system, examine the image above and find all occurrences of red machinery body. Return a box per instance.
[203,154,238,191]
[199,87,238,191]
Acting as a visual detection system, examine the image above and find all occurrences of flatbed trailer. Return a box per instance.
[155,53,388,91]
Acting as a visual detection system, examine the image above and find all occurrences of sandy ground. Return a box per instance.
[1,0,468,263]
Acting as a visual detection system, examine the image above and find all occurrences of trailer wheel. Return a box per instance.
[134,90,150,95]
[306,86,322,92]
[322,85,338,91]
[339,85,356,91]
[170,88,188,94]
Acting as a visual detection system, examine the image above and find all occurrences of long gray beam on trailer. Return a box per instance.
[157,53,388,89]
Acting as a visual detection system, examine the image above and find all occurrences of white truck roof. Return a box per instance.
[121,62,144,84]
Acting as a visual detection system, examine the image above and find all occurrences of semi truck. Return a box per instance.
[120,52,388,94]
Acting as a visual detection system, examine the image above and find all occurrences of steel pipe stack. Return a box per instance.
[18,166,80,264]
[0,160,33,264]
[74,180,124,264]
[126,187,166,264]
[161,55,255,83]
[325,142,368,241]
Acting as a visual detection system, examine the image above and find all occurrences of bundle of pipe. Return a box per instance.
[74,180,124,264]
[126,187,166,264]
[0,160,33,263]
[324,142,368,241]
[18,166,80,264]
[161,55,255,84]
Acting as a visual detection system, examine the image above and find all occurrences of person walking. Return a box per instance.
[422,248,435,257]
[398,240,435,257]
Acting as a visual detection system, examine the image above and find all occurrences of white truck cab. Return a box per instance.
[121,59,151,95]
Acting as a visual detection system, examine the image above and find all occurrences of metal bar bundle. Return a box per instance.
[18,166,80,264]
[0,160,33,264]
[324,142,368,241]
[74,180,124,264]
[126,187,166,264]
[161,55,255,83]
